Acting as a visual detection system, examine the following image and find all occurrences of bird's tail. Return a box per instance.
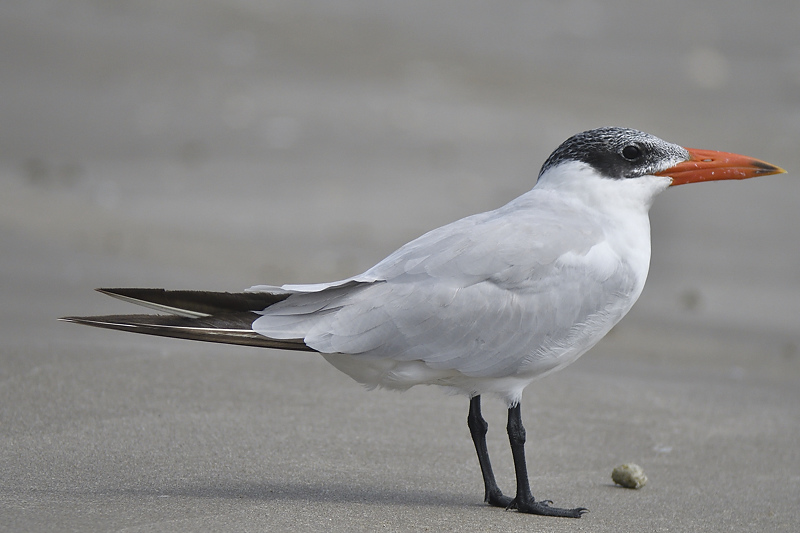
[59,288,315,351]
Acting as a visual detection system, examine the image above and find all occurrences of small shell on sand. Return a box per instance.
[612,463,647,489]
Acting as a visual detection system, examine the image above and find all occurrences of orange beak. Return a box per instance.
[656,148,786,186]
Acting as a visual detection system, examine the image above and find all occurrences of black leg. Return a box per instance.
[467,396,513,508]
[505,404,587,518]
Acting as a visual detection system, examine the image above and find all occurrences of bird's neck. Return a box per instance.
[534,161,672,216]
[529,161,671,298]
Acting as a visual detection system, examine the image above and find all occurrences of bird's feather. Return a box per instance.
[59,311,313,351]
[96,288,292,317]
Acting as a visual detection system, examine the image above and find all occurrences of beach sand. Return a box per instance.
[2,1,799,531]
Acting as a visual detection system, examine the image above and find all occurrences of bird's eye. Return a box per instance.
[621,145,642,161]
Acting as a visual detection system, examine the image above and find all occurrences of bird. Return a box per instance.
[61,127,786,518]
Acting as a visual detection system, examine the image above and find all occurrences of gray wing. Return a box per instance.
[252,197,639,379]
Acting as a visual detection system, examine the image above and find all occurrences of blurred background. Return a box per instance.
[1,1,799,530]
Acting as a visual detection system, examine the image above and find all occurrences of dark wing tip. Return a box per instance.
[92,288,293,316]
[59,313,316,352]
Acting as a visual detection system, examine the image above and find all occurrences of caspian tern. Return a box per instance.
[62,127,786,517]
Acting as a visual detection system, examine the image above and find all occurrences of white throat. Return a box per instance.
[535,160,673,215]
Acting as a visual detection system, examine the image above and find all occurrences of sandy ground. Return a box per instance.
[1,1,799,531]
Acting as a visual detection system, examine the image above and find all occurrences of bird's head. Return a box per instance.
[538,127,785,186]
